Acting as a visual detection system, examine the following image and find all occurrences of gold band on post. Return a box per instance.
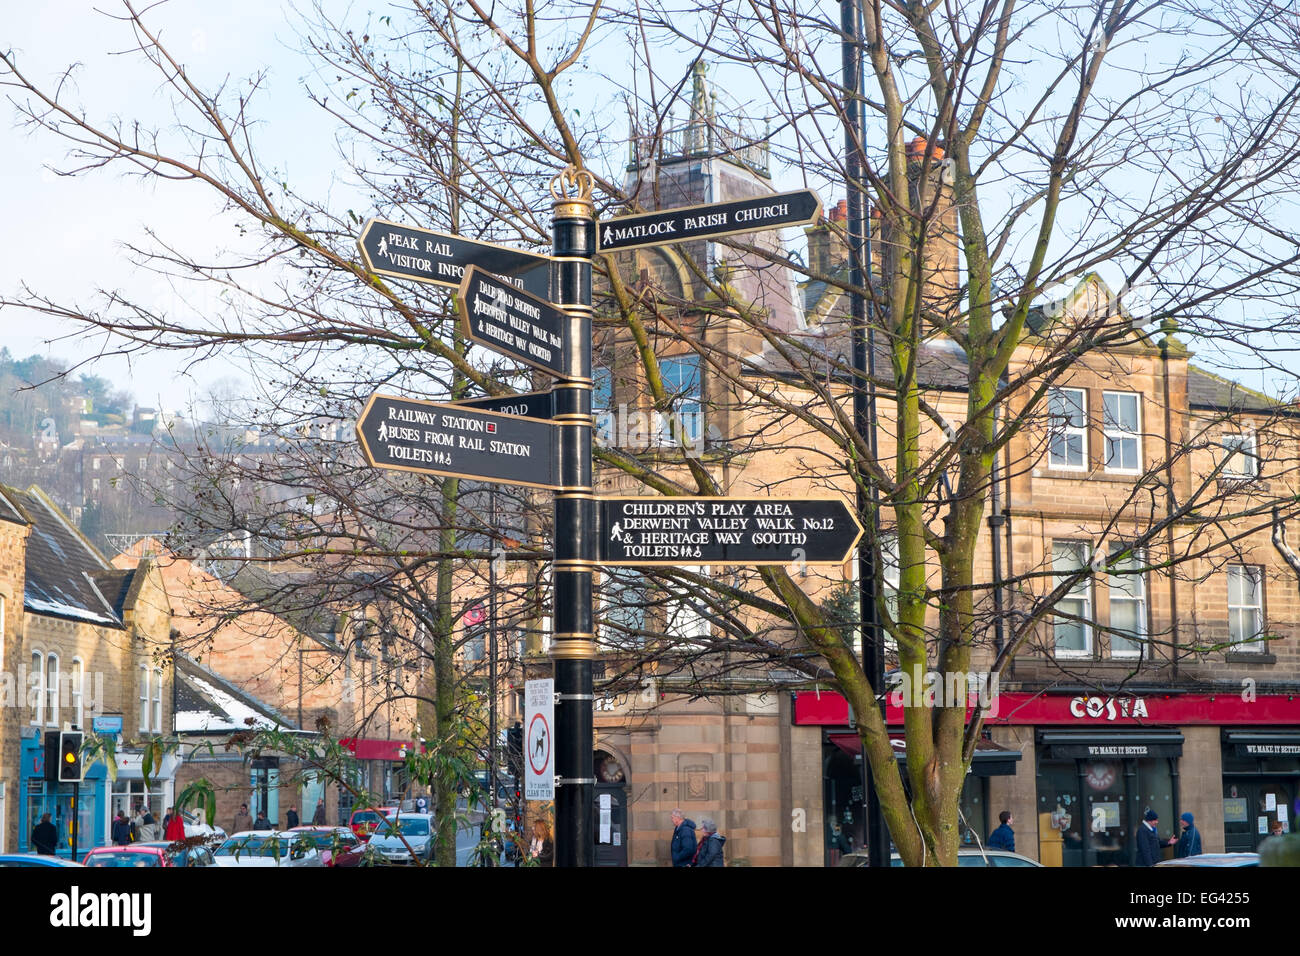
[550,640,599,660]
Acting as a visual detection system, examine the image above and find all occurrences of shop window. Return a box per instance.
[1227,565,1264,651]
[1048,388,1087,470]
[44,653,59,727]
[1102,391,1140,473]
[1108,547,1146,657]
[30,650,43,726]
[1052,541,1093,657]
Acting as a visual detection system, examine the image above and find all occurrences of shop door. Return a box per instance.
[593,784,628,866]
[1223,779,1295,852]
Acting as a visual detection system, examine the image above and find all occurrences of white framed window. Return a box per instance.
[30,650,43,726]
[139,663,151,732]
[876,533,902,653]
[138,457,148,470]
[654,355,704,450]
[92,458,100,471]
[1222,434,1260,479]
[1048,388,1087,470]
[152,667,163,732]
[1052,541,1093,657]
[664,566,712,649]
[1103,392,1141,473]
[71,658,85,730]
[598,569,647,650]
[1227,565,1264,652]
[1107,547,1146,657]
[45,653,59,727]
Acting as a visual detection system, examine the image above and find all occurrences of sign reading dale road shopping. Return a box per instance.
[598,496,862,566]
[356,393,560,490]
[457,266,570,377]
[357,219,551,299]
[597,189,822,253]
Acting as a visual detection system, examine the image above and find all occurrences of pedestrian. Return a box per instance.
[139,808,159,841]
[670,808,697,867]
[112,811,132,846]
[253,807,271,830]
[31,812,59,855]
[1172,812,1202,858]
[285,805,300,829]
[162,807,173,832]
[165,807,187,842]
[1261,820,1285,848]
[130,804,144,843]
[528,819,554,866]
[692,817,726,867]
[987,811,1015,852]
[1136,809,1162,866]
[312,799,326,825]
[233,803,252,833]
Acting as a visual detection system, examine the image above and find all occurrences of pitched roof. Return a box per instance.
[173,654,299,734]
[1187,367,1283,415]
[0,484,124,627]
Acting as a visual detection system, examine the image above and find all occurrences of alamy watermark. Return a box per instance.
[0,666,106,717]
[888,670,1000,716]
[595,404,721,459]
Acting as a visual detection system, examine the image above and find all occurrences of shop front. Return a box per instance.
[18,730,106,859]
[1220,730,1299,851]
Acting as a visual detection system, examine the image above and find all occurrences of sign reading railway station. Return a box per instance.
[357,219,551,299]
[457,266,570,376]
[597,189,822,253]
[598,496,862,566]
[356,393,560,490]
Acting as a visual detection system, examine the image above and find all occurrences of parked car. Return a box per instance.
[180,811,226,844]
[837,849,1044,867]
[348,807,398,842]
[1156,853,1259,867]
[0,854,83,867]
[82,842,216,867]
[364,813,435,864]
[289,826,365,867]
[211,831,324,868]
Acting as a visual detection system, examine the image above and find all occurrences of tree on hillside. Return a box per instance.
[6,0,1300,867]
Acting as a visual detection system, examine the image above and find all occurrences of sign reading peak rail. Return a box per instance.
[598,496,861,566]
[357,219,551,299]
[356,393,560,490]
[457,266,570,377]
[597,189,821,253]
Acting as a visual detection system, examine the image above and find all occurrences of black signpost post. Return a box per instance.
[597,189,821,252]
[357,219,551,299]
[599,497,862,566]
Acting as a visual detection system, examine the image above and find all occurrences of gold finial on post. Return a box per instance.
[550,165,595,220]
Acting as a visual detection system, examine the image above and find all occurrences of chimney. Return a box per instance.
[829,199,848,223]
[905,137,960,325]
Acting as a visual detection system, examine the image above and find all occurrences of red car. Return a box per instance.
[289,826,365,867]
[348,807,397,843]
[82,842,216,867]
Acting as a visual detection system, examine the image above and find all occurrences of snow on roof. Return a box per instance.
[175,673,280,733]
[25,596,120,626]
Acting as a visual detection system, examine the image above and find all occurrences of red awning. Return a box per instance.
[340,738,415,761]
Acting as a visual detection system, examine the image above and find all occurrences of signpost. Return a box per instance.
[457,265,571,377]
[599,496,861,566]
[597,189,821,253]
[355,171,827,867]
[355,393,560,490]
[357,219,551,299]
[452,389,554,421]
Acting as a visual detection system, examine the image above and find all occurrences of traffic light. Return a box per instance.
[506,722,523,778]
[43,731,60,783]
[58,731,84,783]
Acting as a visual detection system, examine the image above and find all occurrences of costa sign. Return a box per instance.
[1069,696,1149,721]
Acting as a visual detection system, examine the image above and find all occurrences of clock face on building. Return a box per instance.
[1085,761,1117,791]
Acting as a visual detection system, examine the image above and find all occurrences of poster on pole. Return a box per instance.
[525,679,554,801]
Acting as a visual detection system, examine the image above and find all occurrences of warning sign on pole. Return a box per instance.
[524,679,554,801]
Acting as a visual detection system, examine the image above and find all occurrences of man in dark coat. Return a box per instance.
[31,813,59,855]
[1136,809,1163,866]
[669,808,697,867]
[111,811,132,846]
[1174,812,1202,858]
[285,806,300,829]
[312,799,327,825]
[253,809,272,830]
[987,811,1015,852]
[693,818,726,867]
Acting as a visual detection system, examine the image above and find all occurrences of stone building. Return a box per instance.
[0,483,173,857]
